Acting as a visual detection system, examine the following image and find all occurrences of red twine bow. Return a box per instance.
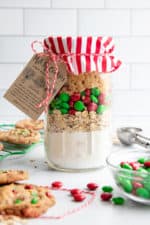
[31,40,59,111]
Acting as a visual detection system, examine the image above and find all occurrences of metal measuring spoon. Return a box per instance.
[117,127,150,149]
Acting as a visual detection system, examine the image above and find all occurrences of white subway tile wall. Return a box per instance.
[0,0,149,124]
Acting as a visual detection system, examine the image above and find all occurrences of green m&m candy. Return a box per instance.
[96,105,107,114]
[122,163,133,170]
[136,187,150,199]
[102,186,113,193]
[136,167,148,178]
[61,102,70,110]
[137,158,146,164]
[120,178,133,193]
[91,87,100,97]
[31,197,38,204]
[90,95,98,104]
[15,199,23,204]
[112,197,125,205]
[60,108,68,114]
[143,180,150,191]
[59,92,70,102]
[74,101,85,111]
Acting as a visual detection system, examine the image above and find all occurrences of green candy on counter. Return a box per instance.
[74,101,85,111]
[102,186,113,193]
[112,197,125,205]
[59,92,70,102]
[90,95,98,104]
[136,187,150,199]
[96,105,107,114]
[91,87,100,97]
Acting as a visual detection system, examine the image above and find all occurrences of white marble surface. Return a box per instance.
[0,124,150,225]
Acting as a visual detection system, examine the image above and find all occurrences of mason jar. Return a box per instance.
[43,36,121,172]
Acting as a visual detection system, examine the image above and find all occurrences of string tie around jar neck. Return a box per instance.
[31,40,59,111]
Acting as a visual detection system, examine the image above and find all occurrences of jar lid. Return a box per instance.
[44,36,121,74]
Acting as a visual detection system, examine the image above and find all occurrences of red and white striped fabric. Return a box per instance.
[44,36,121,74]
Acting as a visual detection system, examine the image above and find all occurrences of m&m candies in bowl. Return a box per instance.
[106,149,150,205]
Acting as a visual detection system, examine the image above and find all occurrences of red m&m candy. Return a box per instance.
[51,181,63,189]
[70,93,81,102]
[144,161,150,167]
[73,193,86,202]
[100,193,112,201]
[70,189,82,196]
[87,183,99,190]
[87,102,98,112]
[85,89,91,96]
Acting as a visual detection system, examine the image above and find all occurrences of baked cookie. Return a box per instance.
[0,128,40,145]
[0,142,4,151]
[16,119,44,131]
[0,170,29,185]
[0,183,55,218]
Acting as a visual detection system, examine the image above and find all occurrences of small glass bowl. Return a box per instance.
[106,148,150,205]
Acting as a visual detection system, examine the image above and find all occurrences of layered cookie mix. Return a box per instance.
[47,72,110,133]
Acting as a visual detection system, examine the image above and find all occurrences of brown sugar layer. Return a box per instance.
[47,110,110,133]
[60,72,110,95]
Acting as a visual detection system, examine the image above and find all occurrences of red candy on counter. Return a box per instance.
[51,181,63,189]
[73,193,86,202]
[70,189,83,196]
[100,193,112,201]
[87,183,99,191]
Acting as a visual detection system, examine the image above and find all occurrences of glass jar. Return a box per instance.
[44,36,121,172]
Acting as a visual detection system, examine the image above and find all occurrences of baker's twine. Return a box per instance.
[40,187,96,220]
[31,40,59,111]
